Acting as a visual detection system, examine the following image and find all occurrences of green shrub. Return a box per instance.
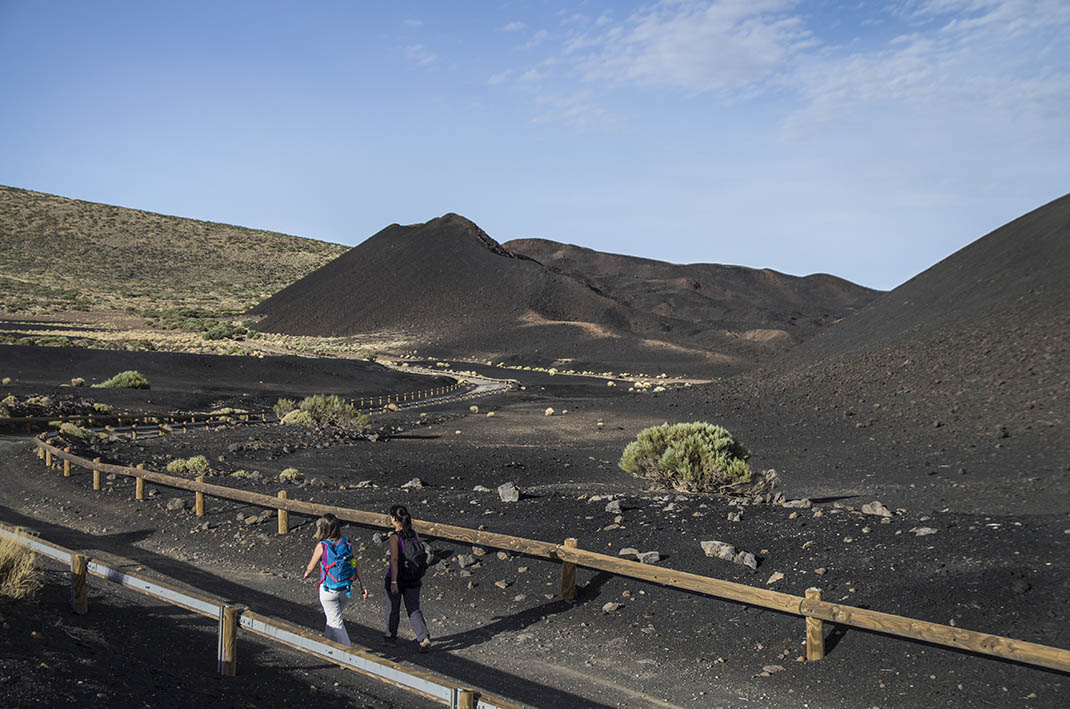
[186,455,209,475]
[619,422,778,497]
[281,409,314,425]
[166,459,188,474]
[0,403,9,418]
[70,377,85,387]
[279,467,303,482]
[1,395,15,407]
[0,535,42,601]
[92,402,112,413]
[93,370,150,389]
[273,398,297,417]
[59,422,93,441]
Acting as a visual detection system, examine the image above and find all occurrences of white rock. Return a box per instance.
[473,485,491,492]
[602,602,622,613]
[637,551,661,564]
[498,481,520,502]
[700,541,736,560]
[401,477,426,488]
[862,501,893,517]
[782,498,812,509]
[914,527,938,536]
[766,571,784,585]
[734,551,758,571]
[605,499,622,514]
[618,547,640,558]
[544,407,554,416]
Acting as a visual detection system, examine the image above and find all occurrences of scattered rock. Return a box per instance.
[861,501,893,517]
[762,665,786,674]
[766,572,784,585]
[473,485,491,492]
[637,551,661,564]
[544,408,554,416]
[401,477,426,488]
[914,527,938,536]
[472,546,487,557]
[372,532,386,544]
[618,547,640,559]
[496,551,511,561]
[498,481,520,502]
[782,499,812,509]
[494,580,511,589]
[815,567,827,576]
[456,554,478,569]
[734,551,758,572]
[602,602,622,613]
[166,498,186,511]
[727,511,742,522]
[700,541,736,560]
[605,499,622,514]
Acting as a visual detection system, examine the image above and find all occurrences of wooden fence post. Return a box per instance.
[277,491,289,534]
[806,587,825,661]
[135,463,145,500]
[71,553,88,615]
[45,448,53,468]
[218,605,239,676]
[195,475,205,516]
[560,538,579,600]
[92,457,102,491]
[130,423,137,440]
[63,448,71,477]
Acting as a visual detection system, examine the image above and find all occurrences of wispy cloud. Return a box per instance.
[487,69,512,85]
[403,44,437,67]
[532,91,616,130]
[524,29,550,49]
[403,18,423,29]
[501,21,527,32]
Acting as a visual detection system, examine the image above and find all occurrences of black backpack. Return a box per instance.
[397,533,428,582]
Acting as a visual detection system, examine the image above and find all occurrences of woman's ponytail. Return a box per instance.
[389,504,415,538]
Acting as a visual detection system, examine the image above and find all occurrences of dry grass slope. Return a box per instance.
[0,186,349,313]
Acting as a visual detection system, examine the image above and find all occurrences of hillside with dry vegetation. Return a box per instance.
[0,186,348,314]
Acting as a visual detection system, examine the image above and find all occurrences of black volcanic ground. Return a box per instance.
[252,214,881,374]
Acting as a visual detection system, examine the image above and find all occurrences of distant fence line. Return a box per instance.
[0,522,519,709]
[26,434,1070,676]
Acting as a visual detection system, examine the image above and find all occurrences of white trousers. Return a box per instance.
[319,585,351,646]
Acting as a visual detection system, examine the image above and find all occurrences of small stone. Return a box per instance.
[496,551,510,560]
[700,541,736,560]
[544,408,554,416]
[372,532,386,544]
[618,547,640,558]
[637,551,661,564]
[914,527,938,536]
[766,572,784,585]
[727,511,742,522]
[244,516,259,526]
[473,485,491,492]
[762,664,785,674]
[498,482,520,502]
[788,511,798,519]
[734,551,758,571]
[602,602,622,613]
[517,566,528,573]
[605,499,622,514]
[456,554,478,569]
[166,498,186,511]
[401,477,426,488]
[815,567,827,575]
[472,546,487,557]
[861,501,893,517]
[494,580,511,589]
[782,499,812,509]
[513,594,526,602]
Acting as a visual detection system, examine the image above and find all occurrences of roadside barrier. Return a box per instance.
[28,437,1070,675]
[0,522,521,709]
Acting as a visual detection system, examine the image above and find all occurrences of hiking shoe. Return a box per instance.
[417,637,432,653]
[382,635,397,646]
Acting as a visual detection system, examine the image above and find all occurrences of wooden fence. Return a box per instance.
[27,435,1070,675]
[0,522,519,709]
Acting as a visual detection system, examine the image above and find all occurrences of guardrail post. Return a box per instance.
[71,553,88,615]
[195,475,206,516]
[130,423,137,441]
[183,419,188,433]
[457,689,476,709]
[135,463,145,500]
[277,491,289,534]
[63,448,71,477]
[218,605,239,676]
[806,587,825,661]
[92,457,102,491]
[560,537,578,600]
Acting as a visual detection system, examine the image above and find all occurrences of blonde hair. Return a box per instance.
[315,513,341,541]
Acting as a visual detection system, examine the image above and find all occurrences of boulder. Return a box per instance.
[700,541,736,561]
[498,481,520,502]
[861,501,893,517]
[734,551,758,571]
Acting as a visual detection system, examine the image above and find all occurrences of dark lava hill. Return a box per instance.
[505,238,880,343]
[669,193,1070,512]
[253,214,879,374]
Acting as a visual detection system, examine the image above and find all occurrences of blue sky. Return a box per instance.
[1,1,1067,290]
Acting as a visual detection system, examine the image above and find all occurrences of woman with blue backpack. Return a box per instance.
[383,504,431,652]
[303,513,367,646]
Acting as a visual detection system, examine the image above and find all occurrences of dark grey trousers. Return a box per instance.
[384,579,429,641]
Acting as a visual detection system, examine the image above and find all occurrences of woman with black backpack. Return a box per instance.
[383,504,431,652]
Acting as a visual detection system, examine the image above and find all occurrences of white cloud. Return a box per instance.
[520,69,545,82]
[501,21,527,32]
[403,18,423,28]
[532,92,616,130]
[573,0,812,92]
[487,69,512,85]
[403,44,437,67]
[524,29,550,49]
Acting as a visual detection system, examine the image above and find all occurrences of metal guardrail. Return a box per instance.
[0,523,524,708]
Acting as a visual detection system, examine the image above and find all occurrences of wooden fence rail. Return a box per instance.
[0,523,516,709]
[28,437,1070,675]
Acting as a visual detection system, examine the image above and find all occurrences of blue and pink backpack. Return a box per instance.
[319,537,356,594]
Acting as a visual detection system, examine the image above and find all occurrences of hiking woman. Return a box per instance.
[383,504,431,651]
[304,513,366,646]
